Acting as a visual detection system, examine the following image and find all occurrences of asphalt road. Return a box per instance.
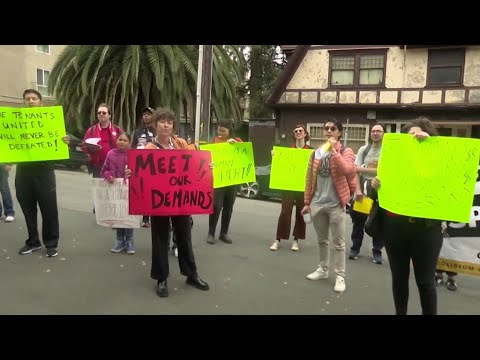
[1,166,478,314]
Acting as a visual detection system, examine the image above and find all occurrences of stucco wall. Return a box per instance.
[464,46,480,86]
[287,49,329,89]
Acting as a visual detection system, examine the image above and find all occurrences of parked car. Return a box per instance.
[238,165,282,200]
[54,133,89,170]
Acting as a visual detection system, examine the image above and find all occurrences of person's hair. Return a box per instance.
[402,116,438,136]
[119,132,131,142]
[97,103,112,115]
[23,89,42,101]
[324,117,343,139]
[153,108,176,130]
[292,124,310,142]
[217,120,234,136]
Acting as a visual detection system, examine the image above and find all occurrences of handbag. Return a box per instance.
[364,200,382,238]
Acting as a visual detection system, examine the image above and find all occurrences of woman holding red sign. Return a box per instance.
[127,108,209,298]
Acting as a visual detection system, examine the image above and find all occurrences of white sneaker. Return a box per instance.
[306,267,329,280]
[291,241,299,251]
[270,240,280,251]
[5,216,14,222]
[334,276,346,293]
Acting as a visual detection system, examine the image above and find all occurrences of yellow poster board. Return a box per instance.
[201,142,256,188]
[269,146,313,192]
[353,196,374,214]
[377,133,480,223]
[0,106,69,162]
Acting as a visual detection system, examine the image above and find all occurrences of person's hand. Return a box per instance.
[355,191,363,202]
[107,176,115,184]
[4,165,12,172]
[301,205,311,215]
[413,131,430,141]
[371,176,381,190]
[62,135,70,145]
[208,162,214,169]
[327,137,337,153]
[227,138,237,144]
[271,149,275,156]
[125,167,132,178]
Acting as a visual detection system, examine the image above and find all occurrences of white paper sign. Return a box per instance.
[92,178,141,228]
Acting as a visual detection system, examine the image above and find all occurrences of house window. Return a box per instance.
[307,124,369,154]
[37,68,50,97]
[330,51,385,87]
[427,48,465,86]
[36,45,50,54]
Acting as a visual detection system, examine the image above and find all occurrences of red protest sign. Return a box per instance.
[128,149,213,216]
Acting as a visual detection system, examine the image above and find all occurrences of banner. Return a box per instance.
[437,166,480,276]
[0,106,69,162]
[269,146,312,192]
[377,133,480,223]
[128,149,213,216]
[93,178,141,228]
[201,142,256,188]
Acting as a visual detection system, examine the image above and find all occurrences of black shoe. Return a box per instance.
[46,248,58,257]
[219,234,232,244]
[156,280,169,297]
[348,249,359,260]
[372,253,383,264]
[19,244,42,255]
[186,275,210,291]
[446,278,457,291]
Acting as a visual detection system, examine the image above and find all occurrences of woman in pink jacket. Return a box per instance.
[302,120,356,293]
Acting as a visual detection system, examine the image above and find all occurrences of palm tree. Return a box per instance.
[48,45,245,134]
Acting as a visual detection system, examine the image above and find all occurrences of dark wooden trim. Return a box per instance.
[397,91,401,104]
[426,47,466,87]
[299,91,302,104]
[419,90,423,104]
[466,88,470,103]
[266,45,310,104]
[310,45,394,50]
[269,102,480,110]
[285,86,480,91]
[336,90,339,103]
[317,91,320,103]
[441,89,446,103]
[376,90,380,103]
[356,91,360,103]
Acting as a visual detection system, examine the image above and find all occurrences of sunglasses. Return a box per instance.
[97,111,108,115]
[324,126,337,132]
[294,129,304,134]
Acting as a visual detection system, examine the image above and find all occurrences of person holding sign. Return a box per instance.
[206,120,243,245]
[101,133,137,254]
[16,89,70,257]
[348,123,385,264]
[371,116,443,315]
[302,120,356,293]
[126,109,210,298]
[270,124,313,252]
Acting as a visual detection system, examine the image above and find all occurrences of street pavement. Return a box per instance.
[1,165,479,315]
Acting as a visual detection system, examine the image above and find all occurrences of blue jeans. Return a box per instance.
[0,166,14,217]
[116,228,134,241]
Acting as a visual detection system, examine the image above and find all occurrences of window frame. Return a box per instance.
[36,68,51,97]
[328,49,388,89]
[35,45,50,54]
[426,48,465,87]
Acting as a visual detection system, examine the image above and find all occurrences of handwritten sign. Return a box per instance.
[377,133,480,223]
[0,106,69,162]
[93,178,142,228]
[437,166,480,276]
[201,142,256,188]
[128,149,213,216]
[269,146,312,191]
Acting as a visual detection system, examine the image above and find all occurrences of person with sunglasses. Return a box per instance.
[302,120,356,293]
[82,103,123,180]
[270,124,313,252]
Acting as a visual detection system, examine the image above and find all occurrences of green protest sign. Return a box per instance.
[269,146,313,191]
[377,133,480,223]
[201,142,256,188]
[0,106,69,162]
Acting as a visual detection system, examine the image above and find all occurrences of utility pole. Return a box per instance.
[194,45,213,148]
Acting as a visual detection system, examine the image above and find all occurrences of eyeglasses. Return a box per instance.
[97,111,108,115]
[294,129,304,134]
[324,126,337,132]
[371,130,384,134]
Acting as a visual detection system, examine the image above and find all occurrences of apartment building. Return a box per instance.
[267,45,480,153]
[0,45,67,107]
